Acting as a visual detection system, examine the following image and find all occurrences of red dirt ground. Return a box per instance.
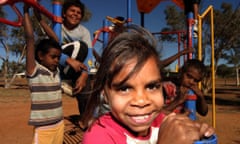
[0,78,239,144]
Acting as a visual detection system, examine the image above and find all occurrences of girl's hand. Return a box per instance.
[157,113,215,144]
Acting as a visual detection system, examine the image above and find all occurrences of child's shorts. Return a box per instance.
[32,120,64,144]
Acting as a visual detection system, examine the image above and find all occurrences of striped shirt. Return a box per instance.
[27,62,63,126]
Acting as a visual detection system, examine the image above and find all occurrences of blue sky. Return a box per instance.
[0,0,238,70]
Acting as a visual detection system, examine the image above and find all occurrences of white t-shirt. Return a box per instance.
[61,24,92,48]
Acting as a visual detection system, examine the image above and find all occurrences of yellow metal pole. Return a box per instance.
[199,5,216,128]
[198,15,202,61]
[197,11,202,104]
[200,5,213,17]
[210,6,216,128]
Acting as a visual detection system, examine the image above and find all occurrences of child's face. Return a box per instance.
[38,48,61,72]
[181,67,202,88]
[104,57,163,136]
[63,5,82,28]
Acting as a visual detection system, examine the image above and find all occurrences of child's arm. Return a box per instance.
[23,5,35,75]
[33,8,59,42]
[163,94,186,112]
[163,85,188,112]
[74,72,88,94]
[191,85,208,116]
[160,47,193,68]
[61,57,88,72]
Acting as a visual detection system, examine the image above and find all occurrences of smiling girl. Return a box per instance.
[82,25,214,144]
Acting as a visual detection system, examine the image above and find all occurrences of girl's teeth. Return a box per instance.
[132,115,149,123]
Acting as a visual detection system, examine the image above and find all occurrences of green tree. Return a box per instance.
[225,49,240,86]
[160,2,240,93]
[0,6,8,37]
[160,5,185,42]
[212,2,240,70]
[0,6,9,87]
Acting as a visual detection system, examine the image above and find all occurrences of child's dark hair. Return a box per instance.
[82,24,160,126]
[62,0,85,17]
[181,59,206,78]
[35,38,62,62]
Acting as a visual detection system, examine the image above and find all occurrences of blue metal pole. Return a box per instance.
[102,19,109,49]
[127,0,132,25]
[52,1,62,43]
[185,90,197,120]
[185,12,197,120]
[186,12,194,59]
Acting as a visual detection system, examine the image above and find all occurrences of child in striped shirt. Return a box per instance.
[24,5,64,144]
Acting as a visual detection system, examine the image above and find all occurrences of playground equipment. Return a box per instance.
[91,0,132,52]
[0,0,62,27]
[0,0,217,142]
[197,5,216,128]
[92,16,129,48]
[136,0,216,130]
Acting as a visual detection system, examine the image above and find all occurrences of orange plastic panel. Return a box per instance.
[136,0,163,13]
[171,0,185,9]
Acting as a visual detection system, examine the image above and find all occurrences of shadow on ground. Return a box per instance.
[64,115,84,144]
[205,87,240,112]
